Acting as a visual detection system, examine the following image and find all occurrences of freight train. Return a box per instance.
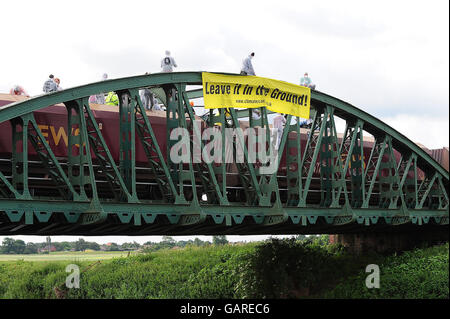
[0,92,442,205]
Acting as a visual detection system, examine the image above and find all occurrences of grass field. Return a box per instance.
[0,251,137,262]
[0,241,447,299]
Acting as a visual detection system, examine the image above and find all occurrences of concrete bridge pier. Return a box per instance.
[329,230,449,254]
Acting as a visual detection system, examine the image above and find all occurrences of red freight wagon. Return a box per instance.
[0,93,407,181]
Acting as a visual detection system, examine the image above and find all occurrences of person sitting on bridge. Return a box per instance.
[240,52,255,76]
[105,91,119,106]
[300,72,316,90]
[54,78,63,91]
[43,74,58,93]
[9,85,29,97]
[161,50,178,73]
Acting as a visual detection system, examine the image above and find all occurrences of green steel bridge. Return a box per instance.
[0,72,448,236]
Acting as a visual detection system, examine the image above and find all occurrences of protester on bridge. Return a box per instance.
[300,72,316,90]
[161,50,178,73]
[213,108,232,127]
[153,96,162,111]
[273,113,286,150]
[299,118,312,128]
[240,52,255,76]
[251,108,261,121]
[189,101,195,113]
[54,78,63,91]
[43,74,58,93]
[241,52,258,119]
[140,88,153,110]
[105,91,119,106]
[9,85,29,97]
[89,73,108,104]
[98,73,108,103]
[139,72,155,110]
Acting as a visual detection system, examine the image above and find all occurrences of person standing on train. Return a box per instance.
[140,72,155,110]
[153,96,162,111]
[96,73,108,103]
[105,91,119,106]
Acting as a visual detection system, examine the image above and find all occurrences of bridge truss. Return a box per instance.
[0,72,447,235]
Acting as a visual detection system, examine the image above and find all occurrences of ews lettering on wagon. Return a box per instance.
[37,123,103,147]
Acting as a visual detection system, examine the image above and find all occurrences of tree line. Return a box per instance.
[0,236,229,254]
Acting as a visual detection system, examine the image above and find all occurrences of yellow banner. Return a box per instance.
[202,72,310,118]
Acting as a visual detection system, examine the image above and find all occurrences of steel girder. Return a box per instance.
[0,72,448,235]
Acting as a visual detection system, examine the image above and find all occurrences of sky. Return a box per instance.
[0,0,448,244]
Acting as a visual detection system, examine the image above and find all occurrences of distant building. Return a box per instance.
[38,245,56,253]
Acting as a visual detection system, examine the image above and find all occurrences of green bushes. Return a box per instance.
[322,243,449,299]
[65,245,255,299]
[0,240,447,299]
[0,260,76,298]
[234,238,374,298]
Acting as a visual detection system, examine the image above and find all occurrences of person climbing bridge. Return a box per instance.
[161,50,178,72]
[240,52,255,76]
[9,85,29,97]
[43,74,58,93]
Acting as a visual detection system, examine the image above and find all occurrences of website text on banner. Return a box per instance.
[202,72,311,119]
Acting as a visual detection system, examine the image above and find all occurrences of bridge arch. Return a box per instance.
[0,72,447,235]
